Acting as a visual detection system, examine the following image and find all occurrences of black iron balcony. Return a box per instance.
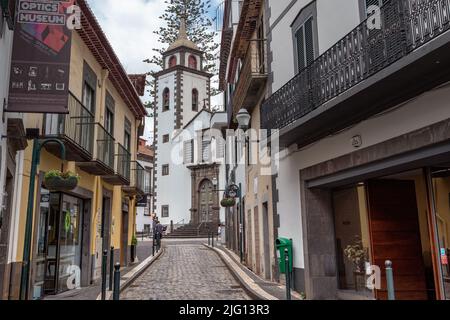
[43,93,94,161]
[232,39,267,114]
[261,0,450,148]
[78,124,115,175]
[123,161,150,196]
[103,143,131,185]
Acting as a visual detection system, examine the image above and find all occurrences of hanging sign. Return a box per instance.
[8,0,75,114]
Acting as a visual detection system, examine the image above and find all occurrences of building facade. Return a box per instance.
[260,0,450,300]
[219,0,279,283]
[136,138,154,234]
[0,0,28,300]
[0,0,147,300]
[153,19,227,230]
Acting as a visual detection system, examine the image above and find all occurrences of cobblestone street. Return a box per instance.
[121,240,251,300]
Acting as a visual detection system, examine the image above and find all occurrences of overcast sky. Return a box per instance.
[86,0,222,143]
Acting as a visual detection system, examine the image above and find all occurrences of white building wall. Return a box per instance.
[0,20,14,213]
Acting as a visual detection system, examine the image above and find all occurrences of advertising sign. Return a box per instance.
[8,0,75,113]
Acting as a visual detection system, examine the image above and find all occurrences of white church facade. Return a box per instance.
[153,19,228,229]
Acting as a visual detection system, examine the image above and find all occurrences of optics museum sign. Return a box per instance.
[8,0,75,114]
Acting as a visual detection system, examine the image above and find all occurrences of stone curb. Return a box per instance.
[96,248,165,300]
[203,244,278,301]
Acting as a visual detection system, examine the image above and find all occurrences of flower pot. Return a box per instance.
[44,176,78,191]
[220,198,236,208]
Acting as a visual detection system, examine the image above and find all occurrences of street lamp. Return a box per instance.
[236,108,251,264]
[236,108,251,130]
[20,137,66,300]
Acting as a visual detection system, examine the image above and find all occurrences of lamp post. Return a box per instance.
[236,109,251,264]
[20,138,66,300]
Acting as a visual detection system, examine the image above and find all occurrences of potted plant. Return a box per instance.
[130,235,138,263]
[44,170,80,191]
[343,236,368,273]
[220,198,236,208]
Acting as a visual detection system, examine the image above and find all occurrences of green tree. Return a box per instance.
[144,0,219,116]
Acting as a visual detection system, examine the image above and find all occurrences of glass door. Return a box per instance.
[429,167,450,299]
[34,192,84,297]
[58,194,83,293]
[43,193,62,295]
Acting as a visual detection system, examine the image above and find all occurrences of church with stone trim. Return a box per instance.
[153,19,228,233]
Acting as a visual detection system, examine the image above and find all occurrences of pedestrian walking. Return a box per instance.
[154,220,164,251]
[217,224,222,243]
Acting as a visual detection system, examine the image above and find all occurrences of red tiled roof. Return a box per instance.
[76,0,147,118]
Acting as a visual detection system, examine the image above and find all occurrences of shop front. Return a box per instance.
[32,187,91,299]
[299,119,450,300]
[330,168,450,300]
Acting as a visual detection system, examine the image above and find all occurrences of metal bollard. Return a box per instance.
[385,260,395,300]
[211,233,214,247]
[285,248,291,300]
[101,249,107,300]
[208,232,211,246]
[109,246,114,291]
[113,263,121,300]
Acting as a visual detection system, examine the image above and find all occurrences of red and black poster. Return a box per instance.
[8,0,75,114]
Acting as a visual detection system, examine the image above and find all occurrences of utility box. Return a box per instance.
[276,237,293,274]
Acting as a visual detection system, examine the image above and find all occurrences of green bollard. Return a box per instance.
[285,248,291,300]
[113,263,121,300]
[101,250,107,300]
[109,246,114,291]
[385,260,396,300]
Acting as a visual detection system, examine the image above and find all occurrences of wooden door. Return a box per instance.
[367,179,428,300]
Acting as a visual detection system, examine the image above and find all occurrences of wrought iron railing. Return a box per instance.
[132,161,150,194]
[116,143,131,182]
[44,93,95,155]
[261,0,450,133]
[96,124,115,169]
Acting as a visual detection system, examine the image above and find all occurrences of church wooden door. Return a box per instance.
[199,180,214,223]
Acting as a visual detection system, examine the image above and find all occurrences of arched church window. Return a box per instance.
[192,89,198,111]
[169,56,177,68]
[163,88,170,111]
[188,55,197,69]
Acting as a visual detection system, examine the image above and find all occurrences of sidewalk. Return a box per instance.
[44,240,161,300]
[205,244,304,301]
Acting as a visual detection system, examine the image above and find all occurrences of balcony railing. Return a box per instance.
[261,0,450,134]
[117,143,131,182]
[135,162,150,194]
[232,38,267,113]
[44,93,94,161]
[96,124,115,170]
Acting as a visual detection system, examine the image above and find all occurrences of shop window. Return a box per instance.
[333,185,371,294]
[188,55,197,69]
[430,167,450,299]
[163,88,170,111]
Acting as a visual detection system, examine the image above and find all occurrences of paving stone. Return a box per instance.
[122,242,251,300]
